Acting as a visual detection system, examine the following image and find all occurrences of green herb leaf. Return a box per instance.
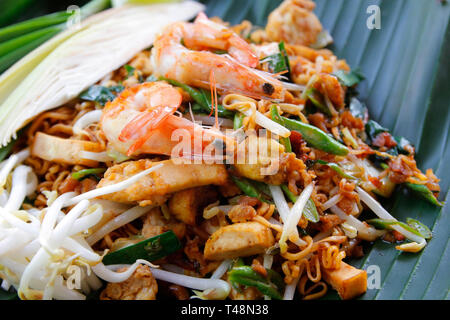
[124,64,135,77]
[79,85,124,106]
[333,68,365,87]
[304,87,331,116]
[102,231,181,265]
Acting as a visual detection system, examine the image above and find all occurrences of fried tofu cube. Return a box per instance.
[322,262,367,300]
[168,186,218,225]
[32,132,104,167]
[204,222,275,260]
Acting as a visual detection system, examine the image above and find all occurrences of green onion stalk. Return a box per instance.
[0,0,110,73]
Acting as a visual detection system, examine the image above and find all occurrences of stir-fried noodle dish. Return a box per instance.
[0,0,443,300]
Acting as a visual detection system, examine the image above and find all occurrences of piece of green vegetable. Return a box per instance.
[365,120,389,144]
[71,168,106,181]
[282,116,349,156]
[333,68,365,87]
[124,64,135,76]
[0,12,72,43]
[159,76,234,119]
[404,183,443,207]
[278,41,291,80]
[260,53,287,74]
[304,87,331,116]
[79,85,124,106]
[0,288,18,300]
[230,175,271,203]
[0,0,110,74]
[0,0,33,27]
[261,52,288,74]
[228,265,284,300]
[0,25,63,73]
[315,159,358,180]
[0,137,17,162]
[233,112,245,130]
[198,88,235,119]
[280,184,319,223]
[365,120,412,156]
[406,218,432,239]
[102,231,181,265]
[366,218,425,238]
[270,105,292,152]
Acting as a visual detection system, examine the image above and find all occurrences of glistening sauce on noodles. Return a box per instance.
[0,0,441,300]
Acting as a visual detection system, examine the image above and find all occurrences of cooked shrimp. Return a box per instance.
[266,0,323,46]
[100,81,182,156]
[101,81,228,157]
[151,13,286,100]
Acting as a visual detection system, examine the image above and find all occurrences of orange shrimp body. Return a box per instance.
[101,81,228,158]
[151,13,285,100]
[101,82,182,156]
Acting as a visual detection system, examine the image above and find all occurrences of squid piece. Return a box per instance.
[31,132,104,167]
[96,159,228,206]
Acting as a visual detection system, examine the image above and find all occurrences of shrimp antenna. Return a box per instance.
[209,69,219,129]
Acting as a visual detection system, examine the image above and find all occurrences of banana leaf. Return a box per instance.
[200,0,449,300]
[0,0,447,300]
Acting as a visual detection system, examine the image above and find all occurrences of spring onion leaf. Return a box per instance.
[0,12,72,43]
[315,159,358,180]
[0,137,16,162]
[282,116,349,156]
[269,105,292,152]
[280,184,319,223]
[366,218,424,238]
[102,231,181,265]
[0,1,203,147]
[0,0,33,28]
[230,175,272,203]
[228,265,284,300]
[233,112,245,130]
[71,168,106,181]
[404,183,443,207]
[406,218,432,239]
